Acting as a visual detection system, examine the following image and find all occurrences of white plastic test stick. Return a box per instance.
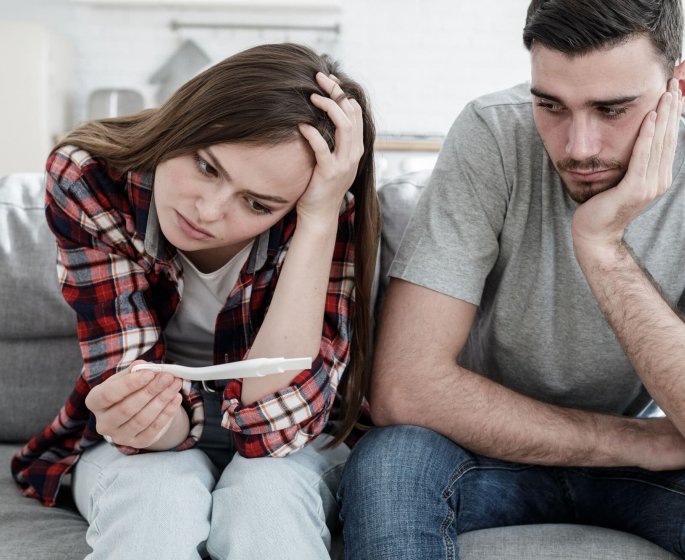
[130,357,313,381]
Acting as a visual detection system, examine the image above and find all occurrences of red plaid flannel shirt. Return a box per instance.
[12,145,356,506]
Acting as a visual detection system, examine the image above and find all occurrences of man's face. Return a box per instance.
[531,35,669,203]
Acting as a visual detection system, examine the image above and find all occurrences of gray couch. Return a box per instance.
[0,171,678,559]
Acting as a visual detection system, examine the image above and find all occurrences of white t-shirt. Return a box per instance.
[164,242,254,367]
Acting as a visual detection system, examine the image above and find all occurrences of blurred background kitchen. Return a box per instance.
[0,0,531,181]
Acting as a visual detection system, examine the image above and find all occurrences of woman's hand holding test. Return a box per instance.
[85,360,188,450]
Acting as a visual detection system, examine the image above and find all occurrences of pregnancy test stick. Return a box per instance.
[130,357,312,381]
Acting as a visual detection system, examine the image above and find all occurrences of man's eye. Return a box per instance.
[194,154,218,177]
[598,107,628,119]
[536,100,564,113]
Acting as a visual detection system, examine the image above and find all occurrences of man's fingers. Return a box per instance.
[658,80,681,193]
[647,91,672,172]
[625,110,656,184]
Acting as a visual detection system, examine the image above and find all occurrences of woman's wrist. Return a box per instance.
[144,402,190,451]
[295,209,341,239]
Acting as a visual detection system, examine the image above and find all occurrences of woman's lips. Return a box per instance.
[176,212,213,240]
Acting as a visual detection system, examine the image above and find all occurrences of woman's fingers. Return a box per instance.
[90,364,183,446]
[310,92,355,156]
[118,387,183,447]
[316,72,361,127]
[348,98,364,157]
[314,72,363,155]
[295,71,365,217]
[317,72,355,113]
[85,361,155,412]
[298,123,333,168]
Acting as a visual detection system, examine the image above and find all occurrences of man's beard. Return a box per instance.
[556,156,625,203]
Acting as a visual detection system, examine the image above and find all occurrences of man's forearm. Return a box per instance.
[373,358,683,470]
[372,279,685,471]
[575,239,685,436]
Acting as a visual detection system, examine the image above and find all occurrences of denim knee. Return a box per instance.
[339,425,471,560]
[208,441,345,560]
[83,449,216,560]
[93,448,216,510]
[340,424,471,499]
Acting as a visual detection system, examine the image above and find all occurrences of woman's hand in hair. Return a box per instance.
[297,72,364,226]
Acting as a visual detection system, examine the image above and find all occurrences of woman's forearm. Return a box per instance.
[240,213,340,405]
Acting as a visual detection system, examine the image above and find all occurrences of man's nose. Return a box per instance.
[565,116,601,161]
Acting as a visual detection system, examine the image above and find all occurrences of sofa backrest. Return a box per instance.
[0,173,83,442]
[375,169,431,314]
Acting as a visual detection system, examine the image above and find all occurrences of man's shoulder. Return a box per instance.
[453,83,536,140]
[445,83,540,156]
[470,82,533,112]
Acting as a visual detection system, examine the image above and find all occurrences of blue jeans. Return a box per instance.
[72,389,350,559]
[338,425,685,560]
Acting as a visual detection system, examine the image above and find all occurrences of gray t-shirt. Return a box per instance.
[391,83,685,415]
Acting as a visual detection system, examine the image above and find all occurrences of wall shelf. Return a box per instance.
[70,0,340,9]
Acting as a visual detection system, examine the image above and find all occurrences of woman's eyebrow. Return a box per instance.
[203,148,290,204]
[243,190,290,204]
[203,147,231,181]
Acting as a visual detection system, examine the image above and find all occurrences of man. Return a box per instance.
[339,0,685,558]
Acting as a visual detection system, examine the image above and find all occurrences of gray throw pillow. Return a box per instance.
[0,173,82,442]
[376,170,431,313]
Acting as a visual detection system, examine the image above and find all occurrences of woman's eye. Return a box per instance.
[246,198,273,215]
[194,154,218,178]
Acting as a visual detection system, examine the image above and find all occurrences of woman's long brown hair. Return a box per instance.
[58,43,379,446]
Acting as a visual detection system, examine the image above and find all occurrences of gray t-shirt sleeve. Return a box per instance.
[390,101,511,305]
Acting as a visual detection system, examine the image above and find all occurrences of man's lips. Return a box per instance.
[565,169,616,182]
[176,212,214,240]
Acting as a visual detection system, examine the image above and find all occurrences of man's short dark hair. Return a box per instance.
[523,0,683,75]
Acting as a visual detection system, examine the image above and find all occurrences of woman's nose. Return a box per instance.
[195,193,228,223]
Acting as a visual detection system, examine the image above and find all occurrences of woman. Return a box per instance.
[11,43,379,559]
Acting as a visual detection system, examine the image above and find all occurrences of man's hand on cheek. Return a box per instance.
[571,79,683,262]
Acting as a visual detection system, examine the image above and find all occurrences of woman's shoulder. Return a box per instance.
[46,145,104,184]
[45,145,127,203]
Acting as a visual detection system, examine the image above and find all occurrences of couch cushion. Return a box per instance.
[0,444,90,560]
[459,523,678,559]
[376,169,431,312]
[0,173,78,339]
[0,173,83,442]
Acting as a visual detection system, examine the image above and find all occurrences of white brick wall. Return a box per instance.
[1,0,532,139]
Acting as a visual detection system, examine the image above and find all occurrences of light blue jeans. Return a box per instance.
[72,429,348,559]
[338,425,685,560]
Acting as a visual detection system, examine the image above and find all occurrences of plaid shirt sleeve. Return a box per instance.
[220,196,356,458]
[42,148,203,450]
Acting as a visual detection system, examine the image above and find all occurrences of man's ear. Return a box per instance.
[674,59,685,97]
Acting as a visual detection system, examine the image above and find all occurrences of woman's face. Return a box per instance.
[154,140,314,272]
